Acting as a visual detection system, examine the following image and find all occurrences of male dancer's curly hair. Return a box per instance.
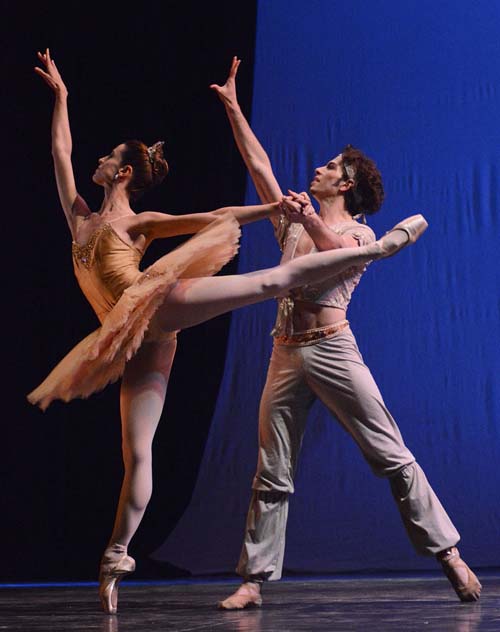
[341,144,384,215]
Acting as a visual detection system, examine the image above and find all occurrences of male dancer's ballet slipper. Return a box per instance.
[373,214,428,259]
[217,582,263,610]
[439,547,482,602]
[99,546,136,615]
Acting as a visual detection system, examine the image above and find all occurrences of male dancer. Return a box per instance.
[211,58,481,607]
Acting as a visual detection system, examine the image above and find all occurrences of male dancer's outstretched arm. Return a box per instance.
[210,57,282,223]
[211,58,357,251]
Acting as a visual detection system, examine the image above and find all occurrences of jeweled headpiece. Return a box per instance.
[147,141,165,166]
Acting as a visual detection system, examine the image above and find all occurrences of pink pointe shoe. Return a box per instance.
[217,582,263,610]
[439,547,482,602]
[98,546,136,615]
[373,214,429,259]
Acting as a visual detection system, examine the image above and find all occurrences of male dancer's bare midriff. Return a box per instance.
[287,301,347,331]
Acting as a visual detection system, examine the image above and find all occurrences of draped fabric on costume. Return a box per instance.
[28,214,240,410]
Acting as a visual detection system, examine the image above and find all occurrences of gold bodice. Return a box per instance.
[72,224,143,323]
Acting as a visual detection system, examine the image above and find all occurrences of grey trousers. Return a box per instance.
[237,327,460,581]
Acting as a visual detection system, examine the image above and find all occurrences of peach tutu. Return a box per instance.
[28,213,240,411]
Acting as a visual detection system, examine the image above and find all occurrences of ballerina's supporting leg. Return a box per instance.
[99,337,177,614]
[156,219,421,332]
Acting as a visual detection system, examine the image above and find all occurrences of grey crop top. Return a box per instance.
[271,214,375,336]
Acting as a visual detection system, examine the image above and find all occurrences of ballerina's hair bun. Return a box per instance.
[121,139,169,201]
[146,141,169,185]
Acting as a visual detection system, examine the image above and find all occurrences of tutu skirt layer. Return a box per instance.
[28,214,240,410]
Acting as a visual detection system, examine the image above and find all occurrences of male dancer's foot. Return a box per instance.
[437,547,482,602]
[217,581,263,610]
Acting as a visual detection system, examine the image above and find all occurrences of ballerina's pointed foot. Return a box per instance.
[217,582,263,610]
[372,214,428,259]
[439,547,482,602]
[98,548,136,615]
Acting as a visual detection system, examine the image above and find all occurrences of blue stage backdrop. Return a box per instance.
[156,0,500,573]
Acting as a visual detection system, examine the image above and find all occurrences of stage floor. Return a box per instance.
[1,574,499,631]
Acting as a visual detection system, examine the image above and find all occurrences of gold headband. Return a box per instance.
[344,164,356,180]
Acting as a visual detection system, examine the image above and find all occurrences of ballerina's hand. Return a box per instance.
[34,48,68,97]
[209,56,241,105]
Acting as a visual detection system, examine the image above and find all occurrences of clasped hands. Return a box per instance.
[279,190,317,225]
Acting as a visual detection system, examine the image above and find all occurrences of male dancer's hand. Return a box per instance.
[281,190,317,224]
[210,56,241,107]
[288,189,315,212]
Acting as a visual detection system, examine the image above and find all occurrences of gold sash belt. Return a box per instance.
[274,320,349,347]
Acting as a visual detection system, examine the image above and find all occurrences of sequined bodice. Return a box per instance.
[72,223,143,323]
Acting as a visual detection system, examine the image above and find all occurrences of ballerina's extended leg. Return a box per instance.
[156,214,428,332]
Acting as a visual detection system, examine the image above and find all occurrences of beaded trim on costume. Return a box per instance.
[72,224,113,269]
[274,320,349,347]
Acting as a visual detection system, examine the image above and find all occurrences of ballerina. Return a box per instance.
[30,49,426,614]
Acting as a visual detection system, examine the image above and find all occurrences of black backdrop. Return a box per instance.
[3,1,257,582]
